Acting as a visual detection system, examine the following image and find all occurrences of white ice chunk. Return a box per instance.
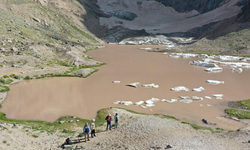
[179,96,190,99]
[200,104,203,106]
[237,68,243,73]
[204,96,212,99]
[192,87,205,92]
[113,101,121,104]
[140,105,147,108]
[142,83,159,88]
[127,82,140,88]
[135,101,144,105]
[205,67,223,72]
[206,80,224,85]
[212,94,224,99]
[165,99,178,103]
[121,101,133,106]
[179,99,193,103]
[169,55,180,58]
[145,100,154,104]
[146,103,155,107]
[192,96,203,101]
[112,81,121,83]
[171,86,190,92]
[140,48,152,50]
[207,104,212,106]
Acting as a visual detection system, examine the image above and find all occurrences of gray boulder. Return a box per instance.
[69,68,95,77]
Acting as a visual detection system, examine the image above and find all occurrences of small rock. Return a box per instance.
[165,145,172,149]
[10,46,18,52]
[59,120,65,124]
[202,119,210,124]
[33,18,40,23]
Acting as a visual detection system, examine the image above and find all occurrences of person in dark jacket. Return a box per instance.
[114,113,119,128]
[83,122,90,142]
[105,114,112,130]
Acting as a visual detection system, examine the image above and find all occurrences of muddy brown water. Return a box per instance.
[1,44,250,130]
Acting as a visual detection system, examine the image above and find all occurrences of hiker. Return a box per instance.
[105,114,112,130]
[114,113,119,129]
[83,122,90,142]
[91,119,96,138]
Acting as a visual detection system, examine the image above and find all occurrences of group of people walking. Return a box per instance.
[83,113,119,142]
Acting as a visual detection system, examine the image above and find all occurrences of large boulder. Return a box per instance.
[68,57,99,66]
[69,68,96,77]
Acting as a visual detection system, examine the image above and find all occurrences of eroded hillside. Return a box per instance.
[0,0,103,77]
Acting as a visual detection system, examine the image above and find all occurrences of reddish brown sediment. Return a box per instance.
[1,44,250,130]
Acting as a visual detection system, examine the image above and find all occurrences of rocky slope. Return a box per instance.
[0,0,103,77]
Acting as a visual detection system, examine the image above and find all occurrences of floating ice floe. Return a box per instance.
[192,96,203,101]
[206,80,224,85]
[140,48,152,50]
[207,104,212,106]
[142,83,159,88]
[190,60,218,67]
[204,96,212,99]
[192,87,205,92]
[150,109,153,111]
[169,55,180,58]
[205,67,223,72]
[219,62,250,68]
[200,104,203,106]
[121,101,133,106]
[126,82,140,88]
[179,96,190,99]
[113,101,133,106]
[175,53,198,58]
[179,99,193,103]
[146,103,155,107]
[171,86,189,92]
[237,68,243,73]
[212,94,223,99]
[140,105,147,108]
[135,101,144,105]
[219,56,241,61]
[113,101,121,104]
[165,99,178,103]
[112,81,121,83]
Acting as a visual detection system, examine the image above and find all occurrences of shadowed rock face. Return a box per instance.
[237,0,250,22]
[155,0,230,13]
[97,0,245,43]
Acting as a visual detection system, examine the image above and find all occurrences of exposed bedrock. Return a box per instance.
[95,0,250,44]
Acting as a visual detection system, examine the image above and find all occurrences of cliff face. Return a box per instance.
[237,0,250,22]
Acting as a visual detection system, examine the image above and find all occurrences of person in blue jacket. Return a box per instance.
[114,113,119,129]
[83,122,90,142]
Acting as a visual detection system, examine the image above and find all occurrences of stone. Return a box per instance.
[59,120,65,124]
[33,18,41,23]
[10,46,18,52]
[202,119,210,124]
[69,68,95,78]
[165,145,172,149]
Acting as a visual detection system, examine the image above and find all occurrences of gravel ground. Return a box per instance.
[0,108,250,150]
[81,109,250,150]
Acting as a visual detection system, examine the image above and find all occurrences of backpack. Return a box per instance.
[65,138,72,145]
[115,116,118,122]
[85,127,89,133]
